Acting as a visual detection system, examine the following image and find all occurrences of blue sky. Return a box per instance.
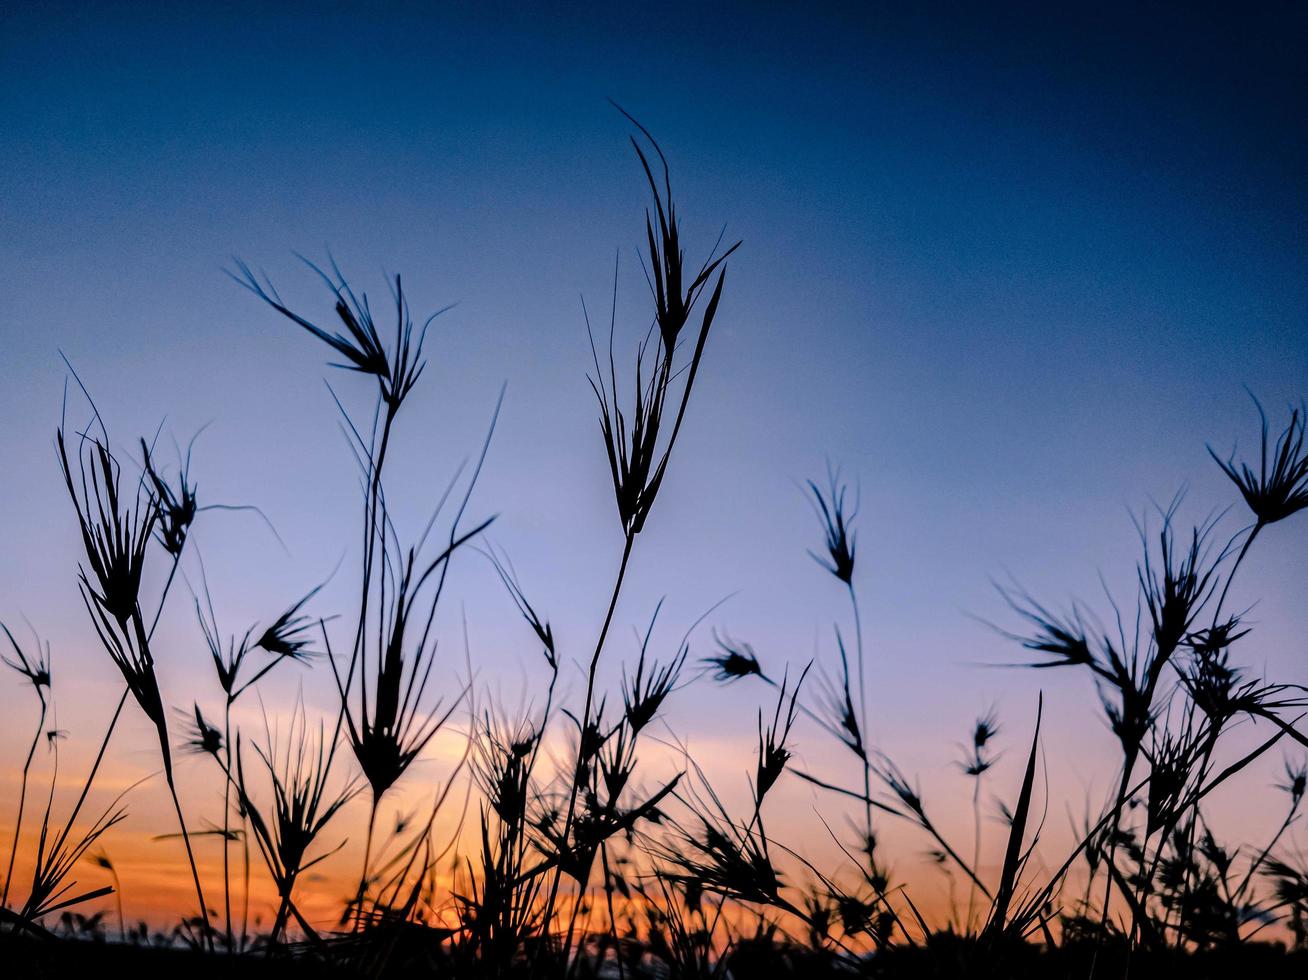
[1,0,1306,912]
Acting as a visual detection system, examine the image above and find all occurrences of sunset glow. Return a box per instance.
[2,4,1307,977]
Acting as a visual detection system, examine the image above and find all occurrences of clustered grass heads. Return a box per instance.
[231,705,361,945]
[479,545,560,826]
[19,798,126,929]
[997,501,1224,800]
[1136,507,1221,692]
[236,252,498,932]
[23,112,1308,974]
[544,606,698,965]
[661,773,797,918]
[334,533,483,915]
[1140,722,1196,842]
[1172,626,1303,739]
[1265,850,1308,949]
[11,707,147,936]
[197,583,323,706]
[587,112,741,541]
[630,872,726,980]
[55,404,211,943]
[458,713,552,972]
[537,110,741,955]
[654,747,863,965]
[992,404,1308,951]
[796,463,895,910]
[193,580,321,951]
[1139,754,1308,950]
[665,817,789,913]
[673,661,897,954]
[2,624,51,909]
[452,549,593,971]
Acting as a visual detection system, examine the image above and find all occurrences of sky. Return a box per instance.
[1,1,1306,930]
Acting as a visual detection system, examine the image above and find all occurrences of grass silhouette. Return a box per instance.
[2,116,1308,980]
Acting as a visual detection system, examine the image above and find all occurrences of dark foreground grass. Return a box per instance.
[4,112,1308,979]
[8,933,1308,980]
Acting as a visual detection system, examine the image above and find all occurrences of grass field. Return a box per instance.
[3,115,1307,978]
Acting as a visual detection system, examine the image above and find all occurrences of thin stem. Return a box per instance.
[110,865,125,942]
[540,531,636,956]
[2,698,45,909]
[967,775,982,934]
[222,704,234,951]
[165,769,211,948]
[147,553,182,642]
[849,581,867,743]
[353,797,380,929]
[1093,745,1139,959]
[1236,800,1299,901]
[1162,733,1220,949]
[241,810,251,951]
[270,891,292,945]
[1211,522,1262,627]
[600,841,625,980]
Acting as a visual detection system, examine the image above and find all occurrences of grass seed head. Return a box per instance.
[807,468,857,585]
[1210,397,1308,528]
[703,631,765,683]
[1,623,52,695]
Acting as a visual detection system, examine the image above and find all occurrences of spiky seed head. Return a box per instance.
[1210,398,1308,528]
[1279,759,1308,806]
[703,633,765,683]
[1184,617,1249,658]
[973,709,1000,750]
[141,437,198,559]
[807,471,857,585]
[184,704,223,757]
[2,625,52,693]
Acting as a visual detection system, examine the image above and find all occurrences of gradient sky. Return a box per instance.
[2,1,1306,927]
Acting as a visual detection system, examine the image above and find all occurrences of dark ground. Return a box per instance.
[6,933,1308,980]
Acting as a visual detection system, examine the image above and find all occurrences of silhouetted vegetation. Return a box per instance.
[3,116,1307,979]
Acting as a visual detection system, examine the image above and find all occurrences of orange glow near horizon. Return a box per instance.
[3,690,1300,945]
[2,2,1307,958]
